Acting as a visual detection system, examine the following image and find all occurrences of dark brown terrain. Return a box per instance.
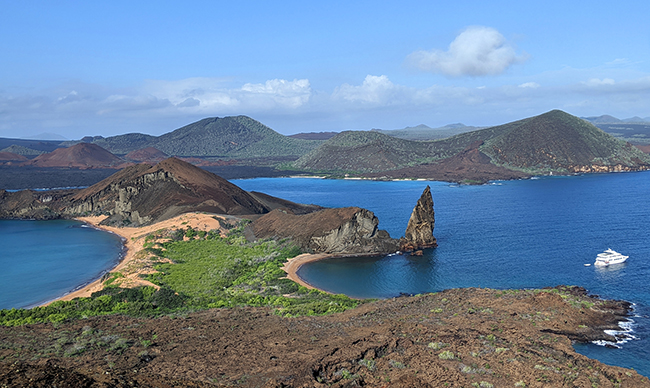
[1,287,647,387]
[252,207,398,254]
[25,143,126,169]
[125,147,169,163]
[0,151,28,163]
[365,141,530,183]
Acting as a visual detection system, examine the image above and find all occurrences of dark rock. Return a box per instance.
[252,207,399,255]
[400,185,437,251]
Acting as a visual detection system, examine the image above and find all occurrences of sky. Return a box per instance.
[1,1,649,139]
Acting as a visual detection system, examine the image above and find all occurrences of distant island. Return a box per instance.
[2,109,650,190]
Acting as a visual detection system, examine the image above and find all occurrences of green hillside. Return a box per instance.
[152,116,320,158]
[478,110,650,173]
[292,110,650,176]
[91,133,158,155]
[75,116,321,160]
[372,123,480,141]
[292,131,443,173]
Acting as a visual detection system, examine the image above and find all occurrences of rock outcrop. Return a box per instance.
[0,158,319,226]
[400,185,437,251]
[252,207,399,254]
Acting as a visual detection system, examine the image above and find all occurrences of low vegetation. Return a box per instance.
[0,222,361,327]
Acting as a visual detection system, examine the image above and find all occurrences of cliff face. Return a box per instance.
[400,185,437,251]
[66,158,272,226]
[0,158,323,227]
[0,189,74,220]
[252,207,399,254]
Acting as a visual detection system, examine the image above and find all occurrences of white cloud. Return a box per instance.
[582,78,616,87]
[407,26,527,77]
[239,79,311,109]
[519,82,540,89]
[333,75,401,104]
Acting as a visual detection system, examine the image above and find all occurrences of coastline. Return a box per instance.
[281,251,393,294]
[281,253,334,290]
[43,212,225,305]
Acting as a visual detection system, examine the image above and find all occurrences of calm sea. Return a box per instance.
[233,172,650,376]
[0,219,123,309]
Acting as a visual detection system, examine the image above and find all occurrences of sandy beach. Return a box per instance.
[45,212,226,304]
[45,211,337,305]
[48,212,334,304]
[281,253,335,290]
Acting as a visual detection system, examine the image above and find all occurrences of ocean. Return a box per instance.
[0,219,124,309]
[1,171,648,375]
[232,172,650,376]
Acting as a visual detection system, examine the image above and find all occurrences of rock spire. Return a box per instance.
[400,185,437,251]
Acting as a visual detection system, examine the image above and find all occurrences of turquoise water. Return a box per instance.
[233,172,650,376]
[0,219,124,309]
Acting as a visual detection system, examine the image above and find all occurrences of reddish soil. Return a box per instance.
[1,287,647,387]
[25,143,126,169]
[634,144,650,154]
[125,147,169,163]
[0,151,28,162]
[367,141,530,184]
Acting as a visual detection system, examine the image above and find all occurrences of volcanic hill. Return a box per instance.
[81,116,321,159]
[0,151,28,163]
[125,146,169,163]
[68,157,280,226]
[25,143,125,169]
[477,109,650,173]
[292,131,443,172]
[293,110,650,179]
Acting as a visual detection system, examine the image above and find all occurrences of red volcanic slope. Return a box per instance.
[0,152,28,162]
[634,144,650,154]
[27,143,124,168]
[125,147,168,163]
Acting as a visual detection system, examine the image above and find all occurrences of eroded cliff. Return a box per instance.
[252,207,399,254]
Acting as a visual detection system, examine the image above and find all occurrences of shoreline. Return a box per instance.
[281,253,334,291]
[43,212,226,306]
[281,251,393,294]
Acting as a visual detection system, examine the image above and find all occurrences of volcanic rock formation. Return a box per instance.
[67,157,273,226]
[25,143,125,168]
[252,207,399,255]
[0,158,319,225]
[400,185,437,251]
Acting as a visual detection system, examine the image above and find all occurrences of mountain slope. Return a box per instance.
[26,143,124,168]
[373,123,480,141]
[293,110,650,177]
[69,157,272,225]
[81,116,321,159]
[478,110,650,173]
[292,131,443,172]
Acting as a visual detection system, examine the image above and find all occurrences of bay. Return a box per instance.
[0,219,124,309]
[233,172,650,376]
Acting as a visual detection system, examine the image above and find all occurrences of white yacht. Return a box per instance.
[595,249,628,266]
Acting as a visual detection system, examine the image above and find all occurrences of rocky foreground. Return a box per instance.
[1,286,648,387]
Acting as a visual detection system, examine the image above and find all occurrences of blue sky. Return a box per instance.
[1,1,649,139]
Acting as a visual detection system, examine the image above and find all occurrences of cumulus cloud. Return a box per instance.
[407,26,527,77]
[332,75,406,105]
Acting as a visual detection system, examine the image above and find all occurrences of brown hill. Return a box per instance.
[124,146,168,163]
[366,141,530,183]
[635,144,650,154]
[252,207,398,254]
[0,152,28,162]
[26,143,124,168]
[69,157,274,226]
[479,110,650,173]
